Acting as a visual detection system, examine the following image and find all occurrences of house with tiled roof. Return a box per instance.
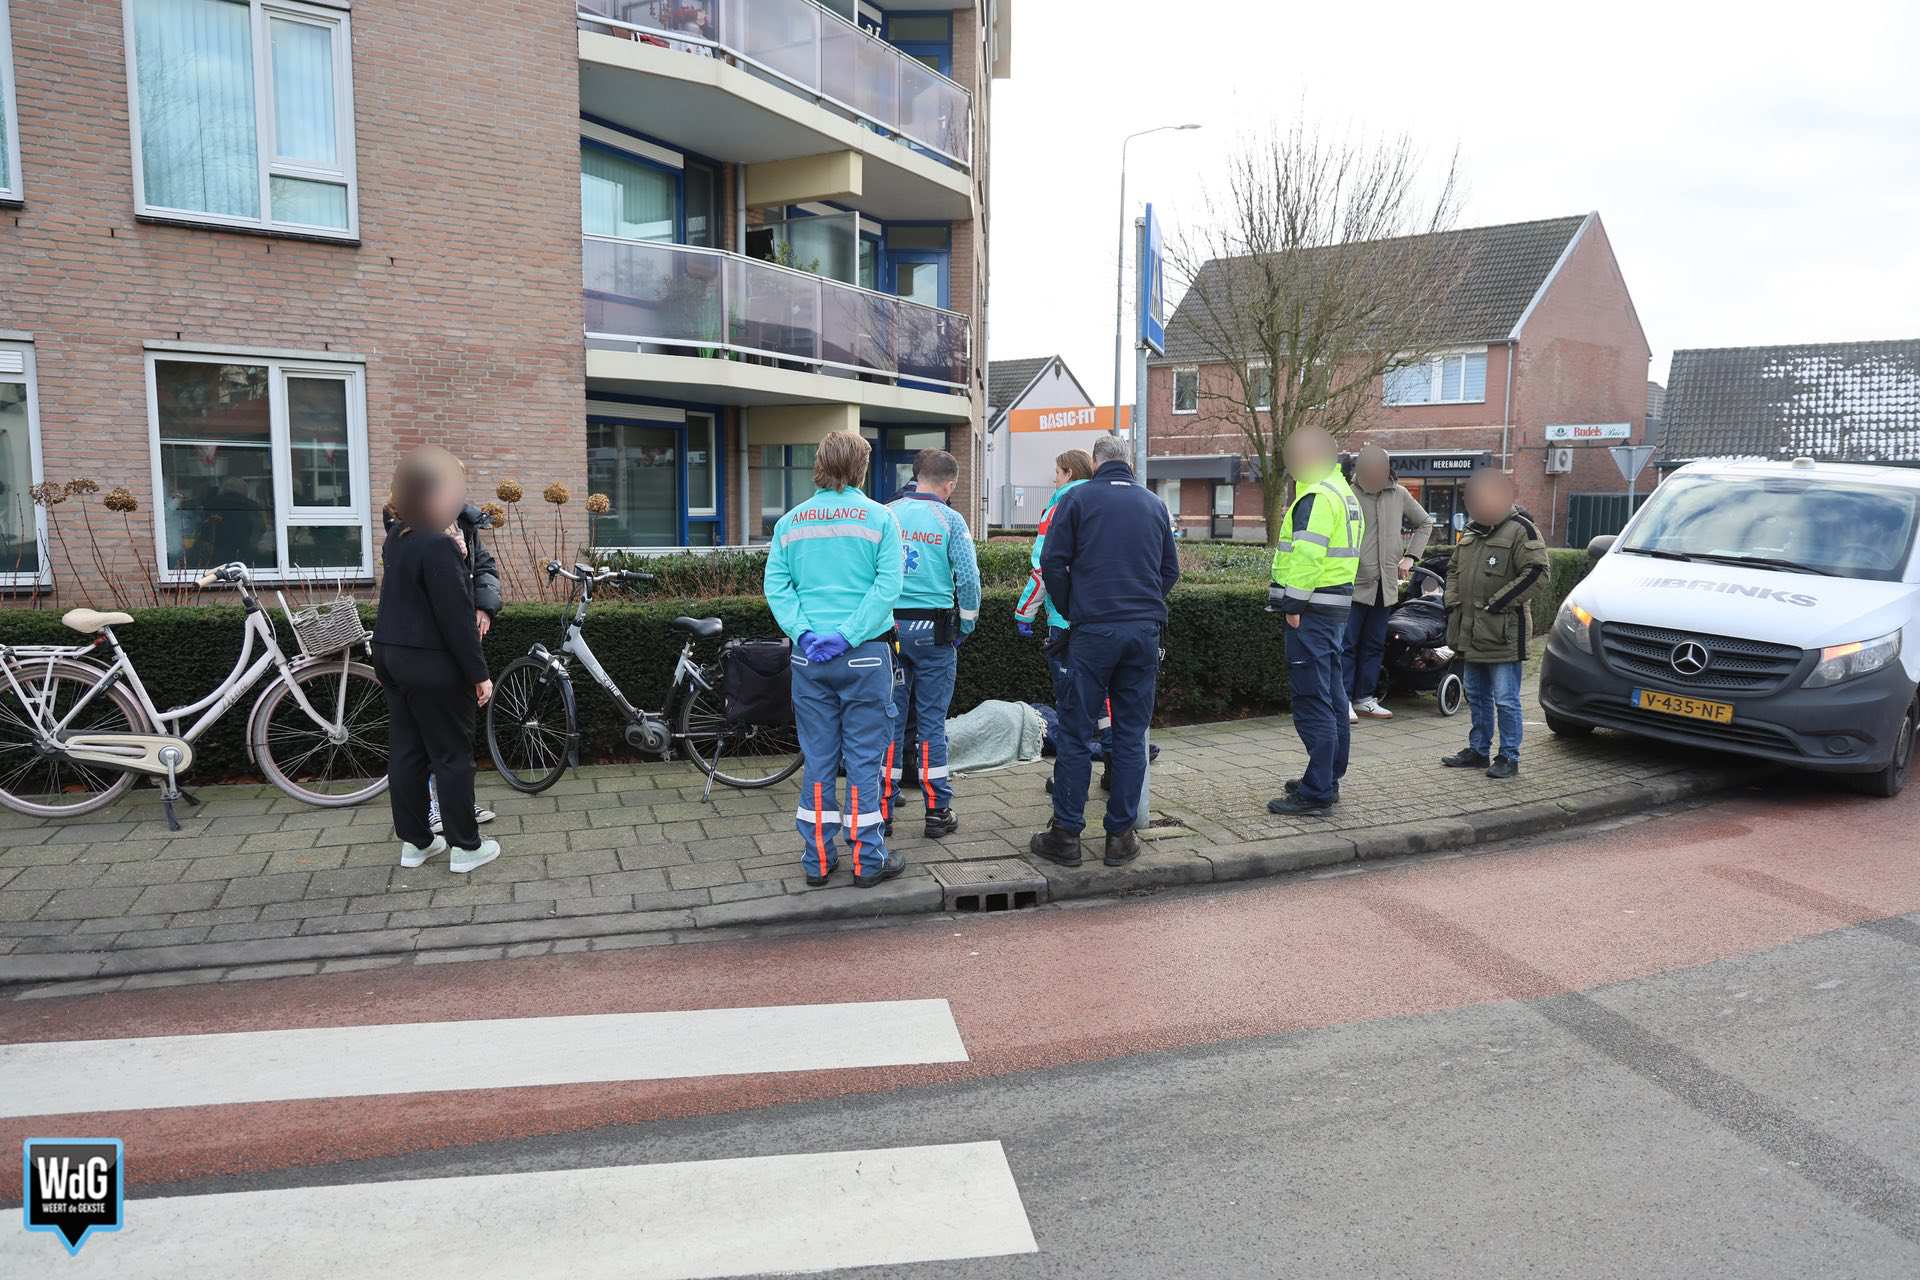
[1146,212,1652,545]
[983,355,1095,525]
[1659,340,1920,467]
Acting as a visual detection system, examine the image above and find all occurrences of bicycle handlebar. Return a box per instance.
[545,561,654,587]
[195,562,251,589]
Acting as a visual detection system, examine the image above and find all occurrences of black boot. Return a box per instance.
[1284,777,1340,804]
[1267,794,1332,817]
[1440,748,1491,769]
[1103,829,1140,867]
[1099,765,1114,793]
[1027,822,1084,867]
[1486,754,1519,779]
[925,808,959,839]
[854,856,907,888]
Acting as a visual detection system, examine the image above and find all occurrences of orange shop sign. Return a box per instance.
[1006,405,1133,434]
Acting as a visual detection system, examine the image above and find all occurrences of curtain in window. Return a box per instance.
[0,384,37,576]
[269,16,337,166]
[1462,352,1488,402]
[581,145,676,242]
[1384,364,1431,406]
[135,0,259,219]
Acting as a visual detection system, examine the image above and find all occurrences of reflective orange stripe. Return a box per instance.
[920,740,936,807]
[849,785,863,877]
[812,781,828,876]
[881,742,895,818]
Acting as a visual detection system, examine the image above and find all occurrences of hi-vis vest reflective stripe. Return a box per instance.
[1271,471,1364,605]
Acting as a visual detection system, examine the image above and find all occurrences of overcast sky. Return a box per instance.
[985,0,1920,403]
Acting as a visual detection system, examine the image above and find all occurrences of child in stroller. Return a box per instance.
[1380,552,1465,716]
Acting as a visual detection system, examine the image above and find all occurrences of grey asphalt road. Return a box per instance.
[133,910,1920,1279]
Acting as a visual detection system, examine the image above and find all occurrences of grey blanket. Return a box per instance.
[947,700,1047,775]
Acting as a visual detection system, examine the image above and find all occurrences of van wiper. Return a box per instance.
[1687,553,1836,577]
[1619,546,1697,562]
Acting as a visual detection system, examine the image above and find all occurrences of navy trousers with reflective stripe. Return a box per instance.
[791,640,896,877]
[887,622,958,813]
[1286,608,1351,803]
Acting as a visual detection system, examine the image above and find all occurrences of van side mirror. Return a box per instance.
[1587,535,1617,560]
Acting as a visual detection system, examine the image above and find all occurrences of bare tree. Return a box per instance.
[1167,121,1472,544]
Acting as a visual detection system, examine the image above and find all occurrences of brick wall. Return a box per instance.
[0,0,587,589]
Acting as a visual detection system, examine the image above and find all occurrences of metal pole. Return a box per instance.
[1113,124,1203,431]
[1134,292,1153,829]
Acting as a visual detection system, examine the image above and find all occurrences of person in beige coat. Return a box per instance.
[1344,445,1435,720]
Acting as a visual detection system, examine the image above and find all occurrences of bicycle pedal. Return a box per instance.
[162,796,181,833]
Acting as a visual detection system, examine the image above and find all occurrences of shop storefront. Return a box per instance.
[1347,450,1493,543]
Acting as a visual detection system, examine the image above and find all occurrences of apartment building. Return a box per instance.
[1145,213,1651,546]
[0,0,1008,592]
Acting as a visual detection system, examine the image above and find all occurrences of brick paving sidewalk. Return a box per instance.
[0,676,1754,986]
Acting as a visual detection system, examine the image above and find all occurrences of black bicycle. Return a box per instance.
[485,561,802,794]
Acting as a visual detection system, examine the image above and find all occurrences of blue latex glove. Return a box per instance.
[798,630,821,660]
[1015,621,1033,638]
[953,628,972,649]
[809,632,850,663]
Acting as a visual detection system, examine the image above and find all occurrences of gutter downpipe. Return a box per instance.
[1500,338,1516,471]
[737,166,752,546]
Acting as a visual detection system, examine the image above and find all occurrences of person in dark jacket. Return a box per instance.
[373,447,499,874]
[382,499,502,835]
[1029,434,1180,869]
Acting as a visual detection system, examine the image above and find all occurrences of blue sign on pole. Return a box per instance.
[1137,203,1166,356]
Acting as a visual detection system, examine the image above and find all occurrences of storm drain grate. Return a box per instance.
[929,859,1049,913]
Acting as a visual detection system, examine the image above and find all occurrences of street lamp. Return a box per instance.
[1112,123,1202,448]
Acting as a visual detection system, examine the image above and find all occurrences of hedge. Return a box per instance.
[0,549,1593,781]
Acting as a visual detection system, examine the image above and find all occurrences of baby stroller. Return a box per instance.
[1381,559,1465,716]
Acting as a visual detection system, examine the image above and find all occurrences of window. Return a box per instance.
[147,351,370,579]
[581,142,677,242]
[125,0,357,237]
[1172,368,1198,414]
[758,444,817,538]
[0,0,21,202]
[1248,362,1273,411]
[1384,350,1489,406]
[684,160,719,248]
[586,411,721,548]
[0,341,45,585]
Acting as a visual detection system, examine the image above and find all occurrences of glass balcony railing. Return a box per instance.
[583,235,970,393]
[577,0,972,169]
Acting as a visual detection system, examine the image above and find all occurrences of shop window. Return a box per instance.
[126,0,358,237]
[147,351,370,579]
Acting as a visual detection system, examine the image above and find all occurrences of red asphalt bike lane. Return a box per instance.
[3,786,1917,1193]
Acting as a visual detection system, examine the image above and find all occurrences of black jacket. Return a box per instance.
[1039,460,1181,625]
[383,504,501,616]
[372,525,490,685]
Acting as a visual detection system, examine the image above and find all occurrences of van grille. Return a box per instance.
[1599,623,1804,694]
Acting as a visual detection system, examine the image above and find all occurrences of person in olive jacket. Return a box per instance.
[1441,469,1549,779]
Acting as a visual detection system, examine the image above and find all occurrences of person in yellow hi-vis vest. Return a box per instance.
[1265,427,1365,817]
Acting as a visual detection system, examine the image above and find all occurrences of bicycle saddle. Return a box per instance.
[62,608,135,633]
[671,616,724,639]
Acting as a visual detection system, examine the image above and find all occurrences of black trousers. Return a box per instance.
[374,643,481,850]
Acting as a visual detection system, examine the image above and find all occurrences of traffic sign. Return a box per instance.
[1610,445,1656,483]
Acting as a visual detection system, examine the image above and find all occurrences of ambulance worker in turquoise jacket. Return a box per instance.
[884,449,982,839]
[764,430,907,888]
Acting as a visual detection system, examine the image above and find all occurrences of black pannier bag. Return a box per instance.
[722,639,795,727]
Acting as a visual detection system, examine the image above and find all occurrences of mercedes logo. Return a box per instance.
[1669,641,1711,677]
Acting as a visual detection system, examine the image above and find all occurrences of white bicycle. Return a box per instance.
[0,562,389,828]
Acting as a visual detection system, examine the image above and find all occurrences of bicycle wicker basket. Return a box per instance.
[287,596,369,657]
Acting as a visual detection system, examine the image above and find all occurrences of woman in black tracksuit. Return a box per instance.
[373,447,497,873]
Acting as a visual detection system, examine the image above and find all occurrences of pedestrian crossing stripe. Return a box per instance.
[0,1141,1039,1278]
[0,999,968,1118]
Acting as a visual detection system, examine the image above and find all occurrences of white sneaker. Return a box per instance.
[1347,703,1360,724]
[1355,697,1395,720]
[400,835,448,869]
[448,838,502,874]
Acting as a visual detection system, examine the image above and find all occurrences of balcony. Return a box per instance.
[583,235,971,417]
[578,0,972,170]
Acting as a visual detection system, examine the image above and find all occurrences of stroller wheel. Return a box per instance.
[1437,669,1466,717]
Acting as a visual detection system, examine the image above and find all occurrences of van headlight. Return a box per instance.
[1802,629,1901,689]
[1554,600,1595,653]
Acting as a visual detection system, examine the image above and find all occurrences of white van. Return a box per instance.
[1540,458,1920,796]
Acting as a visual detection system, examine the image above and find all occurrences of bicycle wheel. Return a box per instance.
[487,655,575,794]
[676,675,802,789]
[253,657,390,807]
[0,658,144,818]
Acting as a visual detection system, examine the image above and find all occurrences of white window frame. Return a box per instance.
[0,0,22,203]
[123,0,359,240]
[0,338,48,588]
[1248,360,1273,412]
[144,348,372,583]
[1384,348,1489,407]
[1172,367,1198,415]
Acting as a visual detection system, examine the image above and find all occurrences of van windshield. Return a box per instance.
[1621,473,1920,582]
